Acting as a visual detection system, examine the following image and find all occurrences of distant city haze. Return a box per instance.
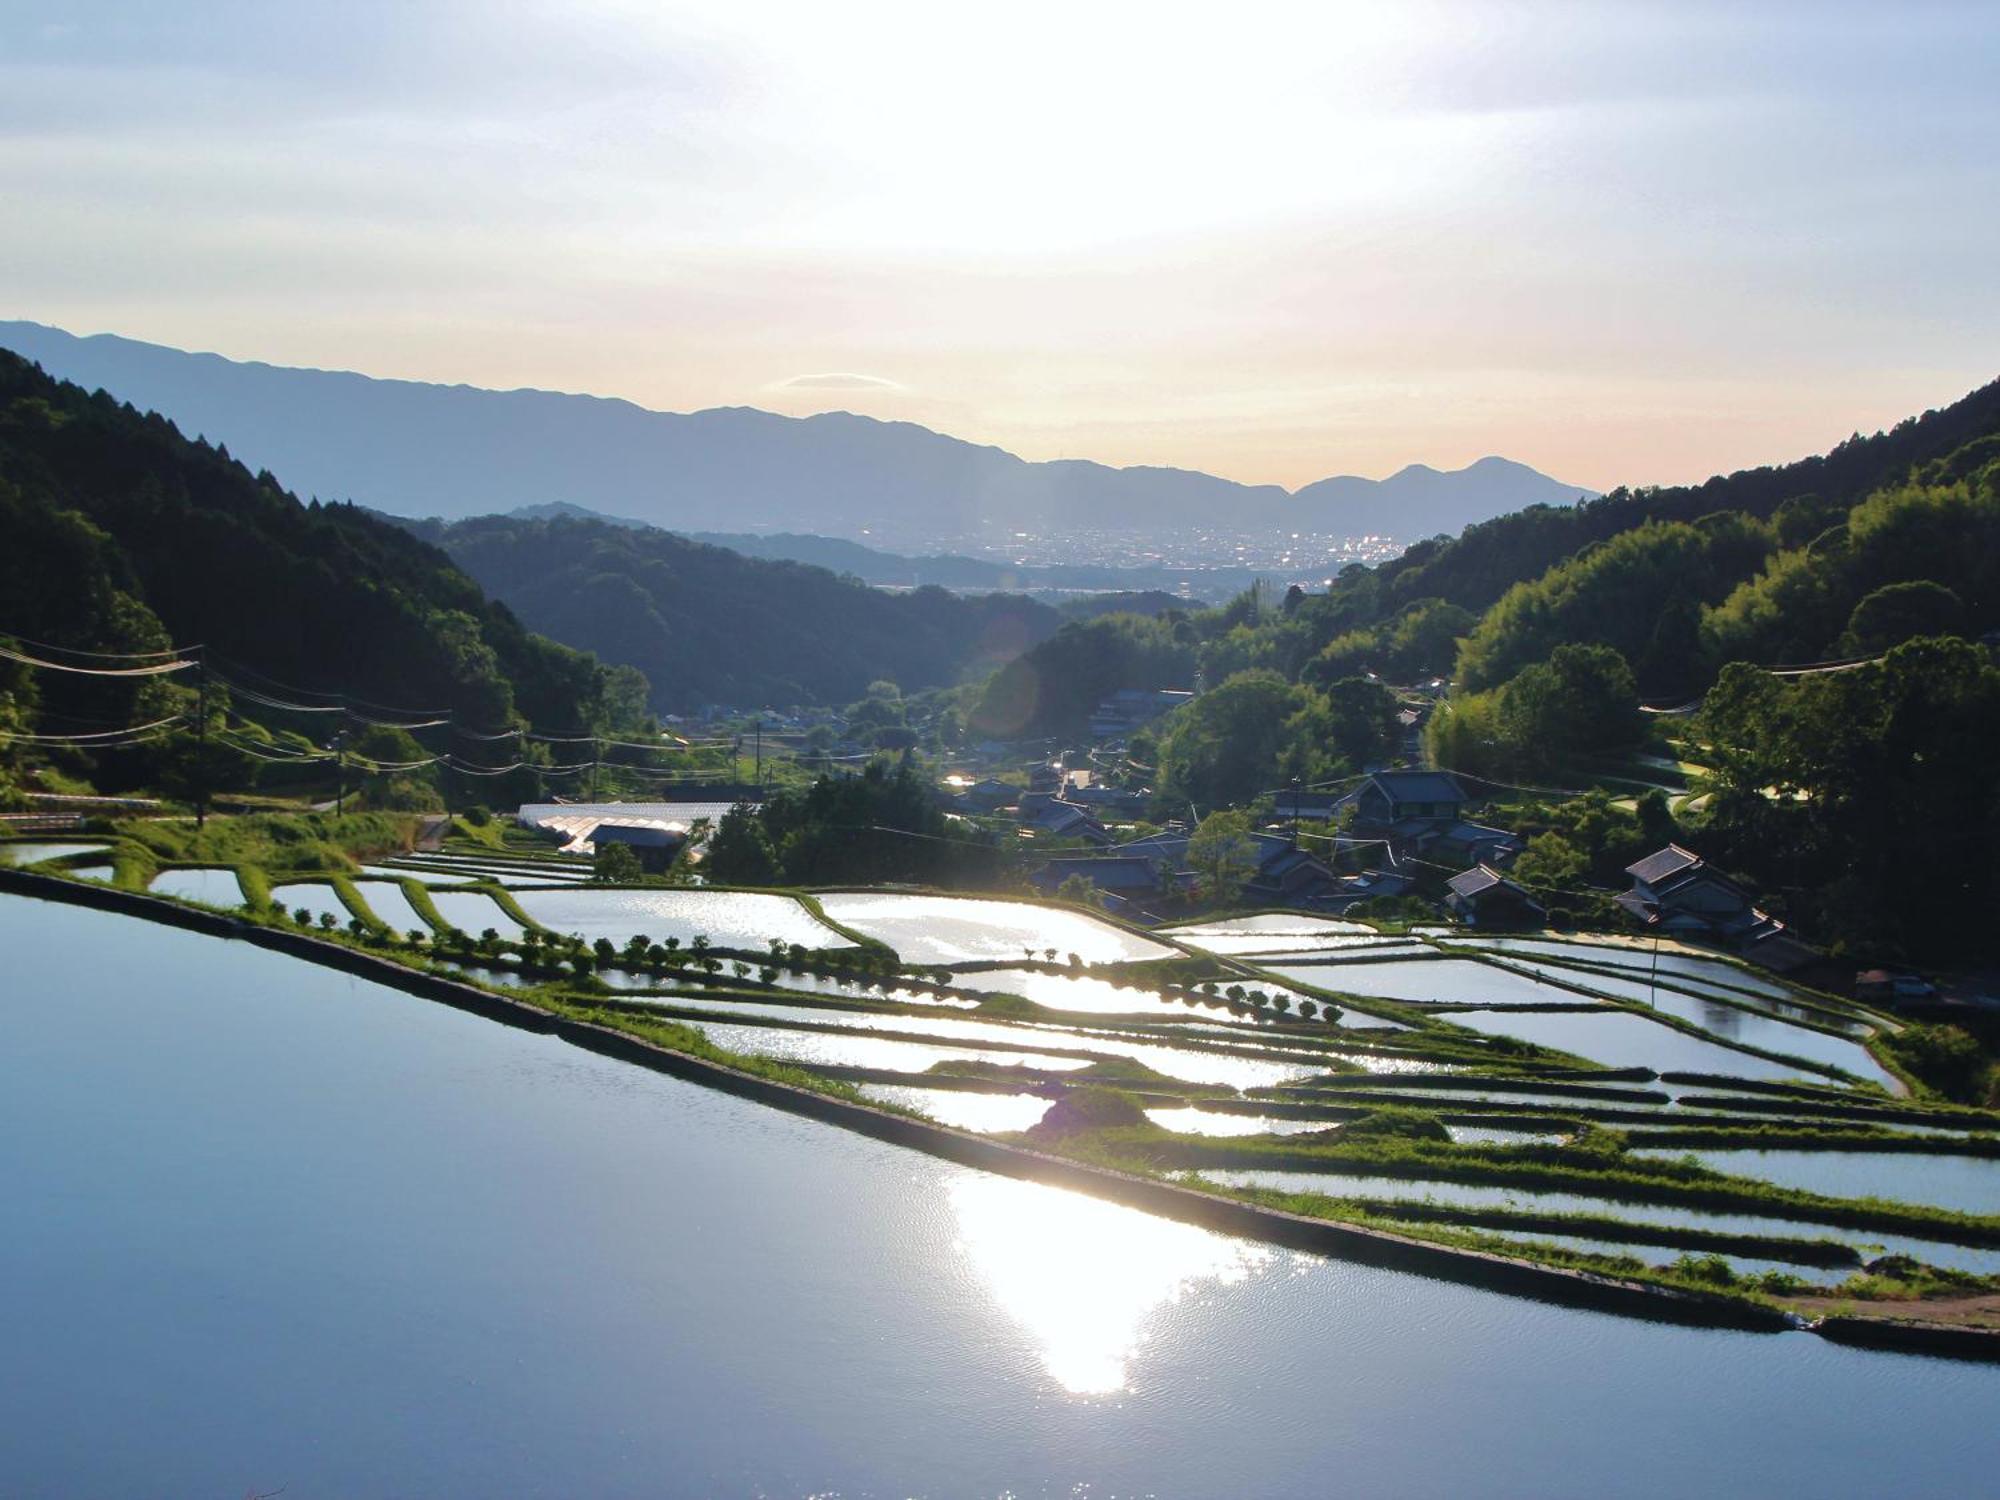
[3,3,1995,491]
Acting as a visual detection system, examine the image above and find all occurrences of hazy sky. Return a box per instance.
[3,1,1995,491]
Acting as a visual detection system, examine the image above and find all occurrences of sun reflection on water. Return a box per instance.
[948,1174,1271,1395]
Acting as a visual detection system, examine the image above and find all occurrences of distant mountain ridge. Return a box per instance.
[0,321,1593,544]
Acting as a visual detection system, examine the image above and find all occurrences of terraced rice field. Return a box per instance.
[147,868,245,908]
[426,890,524,940]
[516,888,849,950]
[817,892,1176,965]
[270,881,353,926]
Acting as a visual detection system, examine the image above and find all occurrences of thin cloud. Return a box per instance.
[774,372,904,392]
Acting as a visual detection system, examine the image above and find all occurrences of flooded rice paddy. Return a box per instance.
[7,894,2000,1494]
[817,891,1176,965]
[516,887,849,950]
[146,867,245,907]
[1441,1008,1817,1082]
[425,889,524,940]
[269,881,353,925]
[1630,1148,2000,1218]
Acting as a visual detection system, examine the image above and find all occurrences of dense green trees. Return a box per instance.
[704,762,1003,887]
[703,803,781,884]
[1153,673,1301,809]
[972,612,1195,737]
[1696,637,2000,958]
[1455,516,1772,697]
[1427,645,1641,780]
[1371,374,2000,623]
[1702,472,1999,665]
[416,513,1061,713]
[0,353,631,749]
[1498,644,1642,762]
[1185,809,1259,905]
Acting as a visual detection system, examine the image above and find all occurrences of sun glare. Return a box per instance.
[948,1173,1272,1395]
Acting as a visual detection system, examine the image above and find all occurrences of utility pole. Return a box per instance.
[194,647,209,829]
[754,718,763,791]
[589,735,599,803]
[334,727,347,816]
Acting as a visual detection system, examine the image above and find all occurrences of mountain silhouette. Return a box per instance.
[0,321,1593,543]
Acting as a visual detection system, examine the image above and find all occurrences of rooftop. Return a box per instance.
[1626,844,1703,885]
[1364,770,1468,803]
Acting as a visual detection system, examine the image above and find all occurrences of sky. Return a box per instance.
[2,0,1996,492]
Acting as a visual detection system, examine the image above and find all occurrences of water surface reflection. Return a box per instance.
[948,1174,1272,1395]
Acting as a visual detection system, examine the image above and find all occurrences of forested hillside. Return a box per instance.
[0,352,632,750]
[977,381,2000,961]
[403,514,1064,711]
[1372,376,2000,622]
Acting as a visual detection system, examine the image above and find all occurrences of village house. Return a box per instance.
[1445,864,1546,928]
[1028,854,1174,905]
[1615,844,1817,970]
[1272,789,1339,822]
[1422,819,1525,869]
[1021,798,1113,846]
[1343,769,1472,834]
[1108,829,1348,910]
[951,777,1016,813]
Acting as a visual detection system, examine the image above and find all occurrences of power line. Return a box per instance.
[0,713,187,744]
[0,634,191,661]
[0,643,195,678]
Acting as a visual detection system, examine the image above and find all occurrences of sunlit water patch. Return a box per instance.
[1263,957,1602,1008]
[947,1174,1273,1394]
[1163,914,1376,938]
[681,1011,1327,1090]
[818,892,1174,965]
[1145,1107,1340,1137]
[1446,1125,1573,1146]
[1179,933,1430,957]
[949,966,1263,1023]
[756,970,980,1008]
[679,1021,1094,1075]
[147,868,245,908]
[642,994,1099,1052]
[516,888,848,950]
[857,1085,1053,1134]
